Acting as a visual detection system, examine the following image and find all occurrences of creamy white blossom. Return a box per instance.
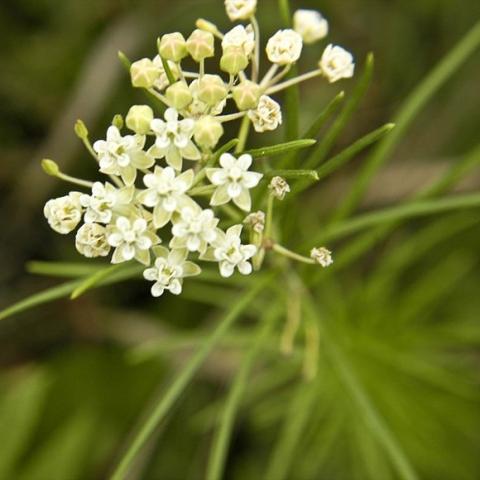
[107,216,159,265]
[75,223,111,258]
[222,25,255,56]
[269,176,290,200]
[144,247,201,297]
[248,95,282,132]
[80,182,135,224]
[93,126,154,185]
[293,9,328,44]
[137,166,195,228]
[310,247,333,267]
[206,153,263,211]
[149,108,201,170]
[224,0,257,21]
[266,29,303,65]
[44,192,82,234]
[202,225,256,277]
[319,44,355,83]
[170,206,218,253]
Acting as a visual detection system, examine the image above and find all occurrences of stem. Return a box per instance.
[235,116,251,153]
[251,16,261,82]
[272,244,315,265]
[264,194,275,239]
[302,320,320,380]
[266,70,322,95]
[268,65,291,87]
[109,276,273,480]
[217,111,246,123]
[260,65,279,88]
[56,172,94,189]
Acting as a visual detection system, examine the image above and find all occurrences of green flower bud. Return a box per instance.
[186,29,215,62]
[126,105,154,134]
[159,33,188,62]
[195,18,221,37]
[220,47,249,75]
[166,81,193,110]
[232,80,261,110]
[41,159,60,177]
[197,75,228,106]
[194,116,224,149]
[112,114,124,130]
[130,58,160,88]
[74,119,88,139]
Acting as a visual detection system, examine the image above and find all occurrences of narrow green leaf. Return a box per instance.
[304,53,374,169]
[320,192,480,243]
[26,261,105,278]
[284,66,300,142]
[70,264,124,299]
[109,274,274,480]
[265,169,319,180]
[0,264,143,321]
[118,50,131,70]
[334,20,480,220]
[206,306,279,480]
[160,55,176,85]
[243,139,316,159]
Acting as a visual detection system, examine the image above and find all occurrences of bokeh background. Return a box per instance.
[1,0,480,479]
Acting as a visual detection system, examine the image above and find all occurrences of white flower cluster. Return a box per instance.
[44,2,342,298]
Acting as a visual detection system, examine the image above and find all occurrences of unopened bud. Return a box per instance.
[130,58,160,88]
[186,29,215,62]
[74,119,88,139]
[159,33,188,62]
[244,211,265,233]
[232,80,261,110]
[166,81,193,110]
[126,105,154,134]
[41,159,60,177]
[269,176,290,200]
[194,116,224,149]
[197,75,228,106]
[196,18,221,37]
[112,114,124,130]
[220,47,249,75]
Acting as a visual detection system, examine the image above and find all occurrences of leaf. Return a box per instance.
[26,261,106,278]
[243,139,316,159]
[70,264,124,299]
[109,274,274,480]
[206,306,279,480]
[304,53,375,169]
[333,20,480,220]
[265,169,319,180]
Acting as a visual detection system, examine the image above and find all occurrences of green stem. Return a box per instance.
[109,276,273,480]
[273,244,315,264]
[235,116,251,153]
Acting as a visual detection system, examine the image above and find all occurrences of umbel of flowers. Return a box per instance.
[43,1,354,298]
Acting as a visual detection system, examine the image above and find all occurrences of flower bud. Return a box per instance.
[293,9,329,44]
[74,119,88,139]
[266,29,303,65]
[248,95,282,132]
[197,75,228,106]
[76,223,111,258]
[310,247,333,267]
[232,80,261,110]
[194,116,224,149]
[166,81,193,110]
[220,47,249,75]
[130,58,160,88]
[318,44,355,83]
[196,18,221,37]
[112,114,124,130]
[159,32,188,62]
[269,176,290,200]
[186,29,215,62]
[126,105,154,134]
[41,159,60,177]
[225,0,257,21]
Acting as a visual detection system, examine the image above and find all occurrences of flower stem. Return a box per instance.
[264,193,275,240]
[266,69,323,95]
[251,16,261,82]
[272,244,315,264]
[56,172,94,189]
[235,116,251,153]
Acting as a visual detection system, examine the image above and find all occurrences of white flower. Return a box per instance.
[170,206,218,253]
[224,0,257,21]
[222,25,255,57]
[149,108,201,170]
[93,126,154,185]
[310,247,333,267]
[248,95,282,132]
[269,176,290,200]
[319,44,355,83]
[293,9,328,44]
[44,192,82,234]
[152,55,180,90]
[266,29,303,65]
[107,216,159,265]
[206,153,262,211]
[137,166,195,228]
[144,247,201,297]
[75,223,111,258]
[202,225,256,278]
[80,182,135,224]
[244,211,265,233]
[185,80,226,118]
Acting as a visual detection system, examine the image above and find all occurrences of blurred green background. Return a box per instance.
[1,0,480,479]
